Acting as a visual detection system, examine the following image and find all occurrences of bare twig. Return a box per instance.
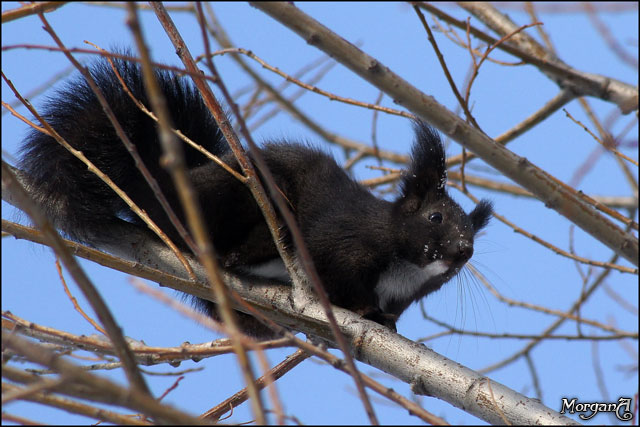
[1,333,205,424]
[201,349,309,421]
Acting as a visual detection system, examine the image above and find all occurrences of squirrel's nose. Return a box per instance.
[457,240,474,261]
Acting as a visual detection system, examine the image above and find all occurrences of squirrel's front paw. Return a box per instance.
[361,309,398,332]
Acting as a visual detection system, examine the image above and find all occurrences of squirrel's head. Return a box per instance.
[393,121,492,286]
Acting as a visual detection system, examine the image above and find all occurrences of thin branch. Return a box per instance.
[201,349,309,421]
[413,5,482,130]
[419,313,637,341]
[3,311,292,366]
[0,1,64,23]
[448,182,638,274]
[1,382,151,425]
[563,108,638,166]
[1,334,206,424]
[480,252,621,374]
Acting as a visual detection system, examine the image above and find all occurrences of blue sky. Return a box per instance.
[2,2,638,425]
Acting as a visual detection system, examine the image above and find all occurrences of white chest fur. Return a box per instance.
[374,260,449,312]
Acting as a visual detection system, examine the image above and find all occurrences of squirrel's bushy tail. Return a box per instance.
[19,55,225,244]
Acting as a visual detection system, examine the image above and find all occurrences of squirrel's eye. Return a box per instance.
[429,212,443,223]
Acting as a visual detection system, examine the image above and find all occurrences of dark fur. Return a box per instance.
[19,57,492,337]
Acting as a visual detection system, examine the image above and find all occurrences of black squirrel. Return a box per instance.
[18,56,492,337]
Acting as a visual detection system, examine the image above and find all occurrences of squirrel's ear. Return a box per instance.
[470,199,493,232]
[396,120,447,213]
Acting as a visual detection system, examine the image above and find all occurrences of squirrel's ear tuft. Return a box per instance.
[470,199,493,233]
[397,120,447,212]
